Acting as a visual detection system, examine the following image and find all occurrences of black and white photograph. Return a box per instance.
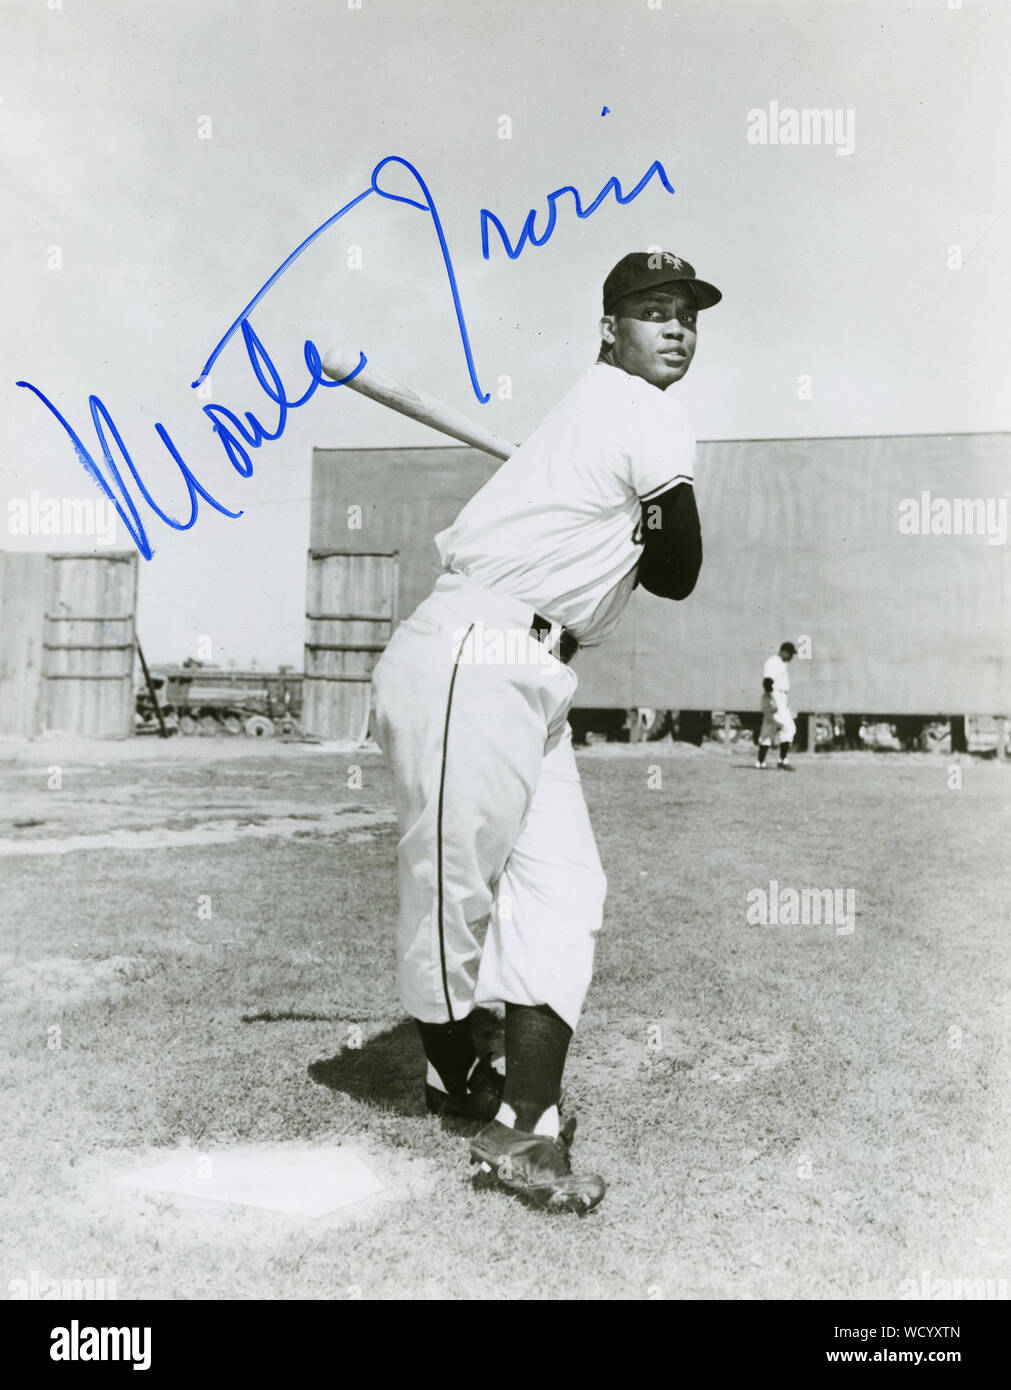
[2,0,1009,1337]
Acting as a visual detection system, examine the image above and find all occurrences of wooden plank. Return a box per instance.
[45,673,132,681]
[302,681,372,740]
[304,612,392,622]
[309,550,398,560]
[301,674,378,684]
[43,642,134,651]
[43,551,136,563]
[0,552,48,735]
[302,552,395,739]
[304,642,388,653]
[40,553,138,736]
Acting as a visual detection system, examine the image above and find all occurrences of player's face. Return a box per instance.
[601,286,698,389]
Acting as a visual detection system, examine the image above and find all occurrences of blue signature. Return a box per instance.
[16,155,674,561]
[480,159,674,260]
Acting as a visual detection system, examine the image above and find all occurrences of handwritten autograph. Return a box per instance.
[16,155,675,561]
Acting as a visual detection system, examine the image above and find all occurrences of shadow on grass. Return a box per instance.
[308,1019,422,1114]
[242,1010,347,1023]
[306,1009,504,1120]
[731,763,799,772]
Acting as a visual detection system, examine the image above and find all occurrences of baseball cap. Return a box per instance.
[603,252,722,315]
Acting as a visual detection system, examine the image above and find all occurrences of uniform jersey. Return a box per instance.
[435,363,696,648]
[763,654,791,708]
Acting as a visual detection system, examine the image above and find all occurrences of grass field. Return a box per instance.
[1,736,1008,1301]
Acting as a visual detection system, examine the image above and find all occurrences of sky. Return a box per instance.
[3,0,1009,667]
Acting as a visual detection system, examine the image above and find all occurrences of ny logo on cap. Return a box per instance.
[647,251,687,272]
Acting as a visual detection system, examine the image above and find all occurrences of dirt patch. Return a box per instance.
[0,807,396,857]
[0,954,155,1006]
[591,1014,792,1086]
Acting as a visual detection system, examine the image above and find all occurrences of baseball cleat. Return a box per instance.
[425,1056,503,1122]
[469,1118,605,1213]
[777,760,796,771]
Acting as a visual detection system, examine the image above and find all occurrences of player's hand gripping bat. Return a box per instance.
[321,347,517,461]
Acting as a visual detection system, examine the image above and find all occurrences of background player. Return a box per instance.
[756,675,784,772]
[371,251,721,1212]
[763,641,797,769]
[755,676,784,767]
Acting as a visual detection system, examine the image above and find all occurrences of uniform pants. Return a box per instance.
[775,709,797,743]
[371,572,607,1031]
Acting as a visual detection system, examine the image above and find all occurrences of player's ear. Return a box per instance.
[599,315,617,345]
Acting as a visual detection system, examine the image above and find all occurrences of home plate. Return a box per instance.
[115,1143,386,1217]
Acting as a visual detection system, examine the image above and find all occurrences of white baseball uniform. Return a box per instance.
[758,691,784,746]
[762,654,796,742]
[372,363,697,1029]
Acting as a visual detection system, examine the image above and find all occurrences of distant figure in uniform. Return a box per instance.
[754,676,783,768]
[371,251,721,1212]
[763,641,797,769]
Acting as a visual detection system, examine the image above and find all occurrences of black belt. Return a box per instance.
[530,612,579,664]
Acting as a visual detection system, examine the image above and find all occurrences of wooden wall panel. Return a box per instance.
[302,551,396,740]
[575,435,1011,713]
[310,435,1010,716]
[0,552,47,735]
[310,447,497,630]
[41,553,137,737]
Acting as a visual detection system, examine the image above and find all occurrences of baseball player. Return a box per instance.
[755,676,784,767]
[762,641,797,768]
[372,251,721,1212]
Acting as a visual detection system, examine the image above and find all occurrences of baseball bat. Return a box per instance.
[321,347,518,461]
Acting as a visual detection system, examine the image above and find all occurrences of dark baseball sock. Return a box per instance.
[415,1016,476,1095]
[501,1002,572,1132]
[757,745,769,764]
[779,741,791,763]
